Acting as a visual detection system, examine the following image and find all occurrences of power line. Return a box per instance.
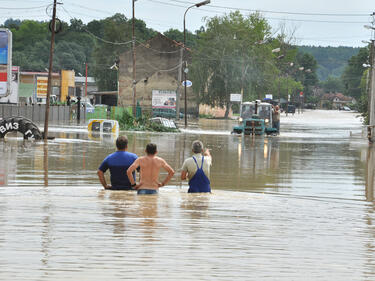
[145,0,369,24]
[168,0,370,17]
[145,61,182,72]
[64,2,115,16]
[137,40,182,54]
[0,4,48,10]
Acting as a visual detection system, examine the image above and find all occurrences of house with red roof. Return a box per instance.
[320,92,355,109]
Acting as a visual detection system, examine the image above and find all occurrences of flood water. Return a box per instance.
[1,110,375,280]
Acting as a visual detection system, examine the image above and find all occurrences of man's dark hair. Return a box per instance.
[116,135,128,150]
[146,143,157,155]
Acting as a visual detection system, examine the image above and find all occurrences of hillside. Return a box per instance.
[298,46,360,81]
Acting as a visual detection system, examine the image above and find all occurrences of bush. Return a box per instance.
[117,110,179,132]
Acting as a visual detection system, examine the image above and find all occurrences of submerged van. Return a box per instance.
[87,119,119,134]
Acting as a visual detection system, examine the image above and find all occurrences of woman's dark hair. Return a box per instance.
[146,143,157,155]
[116,135,128,150]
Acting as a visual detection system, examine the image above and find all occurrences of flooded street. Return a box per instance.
[1,110,375,280]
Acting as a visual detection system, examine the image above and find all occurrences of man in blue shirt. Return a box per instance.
[97,135,138,190]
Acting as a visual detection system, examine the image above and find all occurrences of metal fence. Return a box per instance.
[0,104,196,123]
[0,104,86,122]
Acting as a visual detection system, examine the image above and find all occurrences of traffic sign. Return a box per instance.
[182,80,192,87]
[230,93,242,102]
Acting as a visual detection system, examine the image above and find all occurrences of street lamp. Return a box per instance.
[183,0,210,128]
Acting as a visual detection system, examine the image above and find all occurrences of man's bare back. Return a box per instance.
[127,143,174,191]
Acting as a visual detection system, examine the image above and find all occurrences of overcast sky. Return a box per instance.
[2,0,375,47]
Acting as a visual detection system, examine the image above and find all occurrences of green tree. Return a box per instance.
[190,11,278,118]
[358,69,370,123]
[341,47,368,100]
[320,76,343,93]
[163,28,197,47]
[298,46,360,81]
[90,14,156,91]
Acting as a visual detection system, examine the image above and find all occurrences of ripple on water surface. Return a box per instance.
[0,187,374,280]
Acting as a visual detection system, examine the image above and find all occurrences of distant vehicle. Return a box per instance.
[304,103,316,109]
[84,102,95,113]
[152,108,183,119]
[36,95,57,105]
[149,117,178,129]
[232,101,277,136]
[343,106,351,111]
[87,119,119,134]
[287,105,296,114]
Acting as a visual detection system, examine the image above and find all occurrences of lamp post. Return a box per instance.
[183,0,210,128]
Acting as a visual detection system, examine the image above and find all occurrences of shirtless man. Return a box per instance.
[127,143,175,195]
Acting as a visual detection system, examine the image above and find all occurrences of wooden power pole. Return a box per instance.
[132,0,137,117]
[43,0,57,140]
[369,40,375,142]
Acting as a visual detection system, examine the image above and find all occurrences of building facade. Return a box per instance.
[118,33,197,116]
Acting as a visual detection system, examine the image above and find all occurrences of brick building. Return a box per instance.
[118,33,197,116]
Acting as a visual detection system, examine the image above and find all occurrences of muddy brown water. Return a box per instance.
[1,110,375,280]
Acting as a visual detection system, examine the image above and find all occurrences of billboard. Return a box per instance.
[37,76,48,98]
[0,66,19,103]
[152,90,176,109]
[0,29,12,97]
[61,69,75,102]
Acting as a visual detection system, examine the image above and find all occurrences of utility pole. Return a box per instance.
[176,47,183,119]
[43,0,57,141]
[286,73,289,117]
[85,62,88,97]
[132,0,136,117]
[370,40,375,142]
[183,13,188,128]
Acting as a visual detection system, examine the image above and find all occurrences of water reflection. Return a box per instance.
[43,143,48,187]
[366,145,375,202]
[363,145,375,279]
[98,190,159,239]
[211,135,280,191]
[180,193,210,220]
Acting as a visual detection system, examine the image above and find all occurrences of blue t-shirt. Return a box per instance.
[99,151,138,189]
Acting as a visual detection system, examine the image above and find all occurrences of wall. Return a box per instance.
[199,104,233,118]
[118,34,197,115]
[0,104,85,122]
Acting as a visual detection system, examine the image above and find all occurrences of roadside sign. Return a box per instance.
[182,80,192,87]
[152,90,176,109]
[37,76,48,98]
[300,91,304,97]
[265,94,273,100]
[0,28,12,97]
[230,93,242,102]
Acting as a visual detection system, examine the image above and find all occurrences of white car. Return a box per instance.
[84,102,95,113]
